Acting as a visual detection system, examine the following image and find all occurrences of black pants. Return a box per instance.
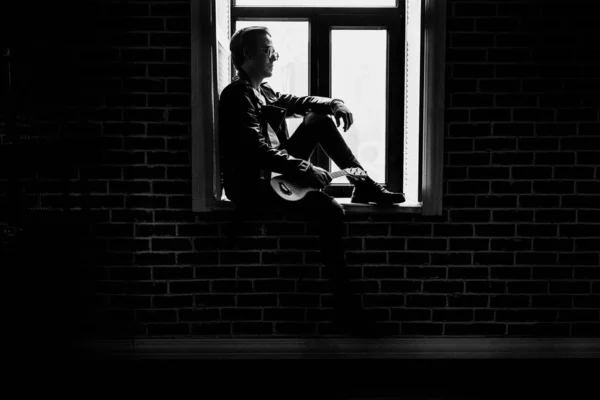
[235,113,363,300]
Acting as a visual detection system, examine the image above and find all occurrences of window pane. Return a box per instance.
[331,29,387,183]
[236,0,396,7]
[234,20,309,133]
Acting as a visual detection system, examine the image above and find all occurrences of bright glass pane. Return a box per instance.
[235,20,309,134]
[331,29,387,183]
[236,0,396,7]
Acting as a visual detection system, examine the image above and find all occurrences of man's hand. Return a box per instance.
[302,165,333,189]
[332,100,353,132]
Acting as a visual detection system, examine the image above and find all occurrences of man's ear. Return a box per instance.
[242,46,254,62]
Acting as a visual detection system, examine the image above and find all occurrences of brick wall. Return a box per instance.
[1,0,598,340]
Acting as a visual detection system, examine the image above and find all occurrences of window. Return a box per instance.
[191,0,446,215]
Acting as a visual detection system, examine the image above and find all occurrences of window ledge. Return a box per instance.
[212,197,422,214]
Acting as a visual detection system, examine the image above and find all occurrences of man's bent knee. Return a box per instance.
[303,111,330,126]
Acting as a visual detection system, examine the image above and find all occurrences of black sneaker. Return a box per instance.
[350,176,405,205]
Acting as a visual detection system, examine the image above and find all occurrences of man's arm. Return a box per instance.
[265,84,342,116]
[221,85,312,176]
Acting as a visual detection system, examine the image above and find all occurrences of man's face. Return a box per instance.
[245,33,278,80]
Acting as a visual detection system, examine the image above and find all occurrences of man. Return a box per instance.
[219,26,405,333]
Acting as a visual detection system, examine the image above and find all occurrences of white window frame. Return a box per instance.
[190,0,445,215]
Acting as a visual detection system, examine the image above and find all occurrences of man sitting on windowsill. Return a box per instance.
[218,26,405,333]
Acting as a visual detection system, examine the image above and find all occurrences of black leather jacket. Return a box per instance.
[218,71,339,203]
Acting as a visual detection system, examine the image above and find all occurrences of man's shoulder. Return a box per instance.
[222,78,252,97]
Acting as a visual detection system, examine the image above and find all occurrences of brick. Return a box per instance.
[448,123,491,137]
[517,224,558,237]
[150,33,190,47]
[448,294,488,308]
[507,323,570,336]
[451,33,494,47]
[111,295,152,309]
[423,281,464,293]
[169,280,209,294]
[149,64,190,77]
[104,122,146,136]
[232,322,272,335]
[516,252,557,266]
[166,17,191,31]
[450,210,491,222]
[496,94,538,107]
[147,123,189,136]
[563,195,600,208]
[535,152,575,165]
[147,324,189,335]
[491,182,531,194]
[451,93,493,106]
[448,266,489,279]
[496,64,540,78]
[430,253,472,266]
[390,224,433,236]
[533,181,574,194]
[476,17,519,32]
[254,279,295,293]
[473,252,514,266]
[432,309,474,322]
[474,224,515,237]
[147,151,189,165]
[191,323,231,335]
[177,252,218,265]
[533,238,574,252]
[449,153,491,166]
[402,322,443,335]
[449,238,489,251]
[575,239,600,251]
[446,138,473,152]
[558,253,599,266]
[445,323,506,335]
[471,108,512,122]
[507,281,548,294]
[407,238,447,251]
[123,77,166,93]
[442,195,476,208]
[237,266,279,278]
[390,309,431,321]
[560,224,599,238]
[453,64,494,78]
[136,310,177,323]
[388,252,430,266]
[447,18,475,32]
[150,2,189,16]
[406,294,446,307]
[468,167,510,179]
[364,238,405,251]
[532,267,573,279]
[531,295,573,308]
[519,195,560,208]
[264,308,306,322]
[154,295,194,308]
[349,223,389,236]
[210,280,253,293]
[491,152,533,165]
[572,323,600,337]
[148,94,190,107]
[192,294,234,307]
[477,195,518,208]
[536,123,578,136]
[363,294,406,307]
[579,123,600,135]
[576,182,600,194]
[557,108,598,122]
[578,210,600,223]
[497,310,557,322]
[467,281,506,294]
[151,238,192,251]
[107,239,151,253]
[490,295,530,308]
[406,267,446,279]
[279,294,320,307]
[554,167,595,180]
[490,266,531,279]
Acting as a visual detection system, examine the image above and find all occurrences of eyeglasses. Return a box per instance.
[260,47,279,60]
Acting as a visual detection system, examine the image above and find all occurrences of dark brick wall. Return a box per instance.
[1,0,598,340]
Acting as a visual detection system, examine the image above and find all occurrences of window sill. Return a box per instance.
[211,197,422,214]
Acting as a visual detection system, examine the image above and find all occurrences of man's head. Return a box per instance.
[230,26,279,81]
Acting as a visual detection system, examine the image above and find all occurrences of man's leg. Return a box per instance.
[284,112,405,204]
[283,112,363,172]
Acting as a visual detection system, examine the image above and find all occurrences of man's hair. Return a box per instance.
[230,26,270,71]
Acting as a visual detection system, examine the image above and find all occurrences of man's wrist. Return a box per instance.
[330,98,344,113]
